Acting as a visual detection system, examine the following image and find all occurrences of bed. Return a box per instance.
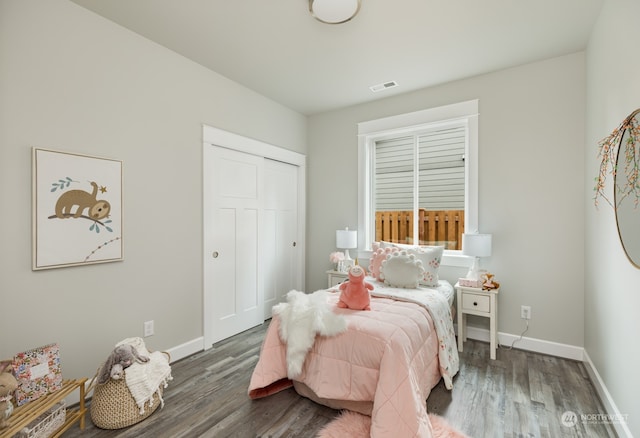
[248,273,459,438]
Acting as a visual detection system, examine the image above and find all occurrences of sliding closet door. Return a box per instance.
[204,145,264,344]
[263,159,300,319]
[203,124,306,348]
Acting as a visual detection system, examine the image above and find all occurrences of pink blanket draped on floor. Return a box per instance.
[249,288,459,438]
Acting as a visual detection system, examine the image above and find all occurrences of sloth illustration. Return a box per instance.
[54,181,111,220]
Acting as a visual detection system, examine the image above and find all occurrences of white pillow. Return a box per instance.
[380,241,412,249]
[381,241,441,251]
[408,246,443,287]
[379,251,425,288]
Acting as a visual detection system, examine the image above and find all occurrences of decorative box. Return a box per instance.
[15,401,66,438]
[12,343,62,406]
[458,278,482,288]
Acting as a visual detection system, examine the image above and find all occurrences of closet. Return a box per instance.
[203,126,305,346]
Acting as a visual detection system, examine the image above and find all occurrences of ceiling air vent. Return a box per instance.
[369,80,398,93]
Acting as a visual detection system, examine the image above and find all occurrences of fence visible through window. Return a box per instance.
[375,209,464,249]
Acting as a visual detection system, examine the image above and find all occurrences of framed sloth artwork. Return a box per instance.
[32,148,123,270]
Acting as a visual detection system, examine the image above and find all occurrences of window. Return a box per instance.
[358,100,478,261]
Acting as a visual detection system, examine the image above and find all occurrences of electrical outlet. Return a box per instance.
[521,305,531,320]
[143,320,154,337]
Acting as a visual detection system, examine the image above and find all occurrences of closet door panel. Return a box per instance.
[263,159,300,319]
[204,145,263,344]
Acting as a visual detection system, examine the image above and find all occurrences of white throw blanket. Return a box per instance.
[272,290,347,378]
[116,337,173,414]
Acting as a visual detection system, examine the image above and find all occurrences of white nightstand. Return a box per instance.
[455,282,500,360]
[327,270,348,288]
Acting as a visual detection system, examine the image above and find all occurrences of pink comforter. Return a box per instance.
[249,291,443,437]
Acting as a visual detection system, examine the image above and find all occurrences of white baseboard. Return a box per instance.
[583,351,633,438]
[165,336,205,363]
[459,324,584,360]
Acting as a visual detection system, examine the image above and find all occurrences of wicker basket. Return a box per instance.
[89,376,162,429]
[16,401,66,438]
[88,350,170,430]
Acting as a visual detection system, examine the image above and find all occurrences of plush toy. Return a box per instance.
[481,272,500,290]
[337,265,374,311]
[109,363,125,380]
[0,361,18,429]
[97,344,150,384]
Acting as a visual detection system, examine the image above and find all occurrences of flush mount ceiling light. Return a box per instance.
[309,0,361,24]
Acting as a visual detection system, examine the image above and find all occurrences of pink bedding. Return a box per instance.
[249,290,452,437]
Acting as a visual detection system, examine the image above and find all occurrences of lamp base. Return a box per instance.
[465,256,480,281]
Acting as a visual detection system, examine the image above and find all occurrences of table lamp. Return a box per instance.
[336,227,357,261]
[462,233,492,281]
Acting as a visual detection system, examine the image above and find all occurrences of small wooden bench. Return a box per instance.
[4,378,87,438]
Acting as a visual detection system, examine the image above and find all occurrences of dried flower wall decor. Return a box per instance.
[594,108,640,209]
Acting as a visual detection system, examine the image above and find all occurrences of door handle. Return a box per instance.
[212,251,219,258]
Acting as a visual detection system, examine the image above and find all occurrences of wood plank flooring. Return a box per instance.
[62,321,617,438]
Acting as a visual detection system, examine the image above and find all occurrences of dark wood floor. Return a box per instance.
[62,321,617,438]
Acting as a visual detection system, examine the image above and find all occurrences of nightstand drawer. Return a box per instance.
[461,293,490,313]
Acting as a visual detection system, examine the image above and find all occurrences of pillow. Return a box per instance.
[369,247,400,281]
[408,246,443,287]
[378,242,444,286]
[379,250,425,288]
[380,240,411,249]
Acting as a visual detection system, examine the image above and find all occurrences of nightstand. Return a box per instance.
[327,270,348,288]
[455,282,499,360]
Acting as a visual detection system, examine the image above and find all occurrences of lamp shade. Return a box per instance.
[336,228,358,249]
[462,233,492,257]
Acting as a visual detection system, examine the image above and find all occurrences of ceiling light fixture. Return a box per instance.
[309,0,361,25]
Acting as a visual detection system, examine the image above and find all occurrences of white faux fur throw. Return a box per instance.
[272,290,347,378]
[116,337,173,414]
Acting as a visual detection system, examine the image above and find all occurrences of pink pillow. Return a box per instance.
[369,247,399,281]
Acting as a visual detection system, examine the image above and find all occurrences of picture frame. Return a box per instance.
[32,148,123,270]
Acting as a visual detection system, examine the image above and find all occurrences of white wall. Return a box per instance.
[585,0,640,435]
[307,53,586,347]
[0,0,306,380]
